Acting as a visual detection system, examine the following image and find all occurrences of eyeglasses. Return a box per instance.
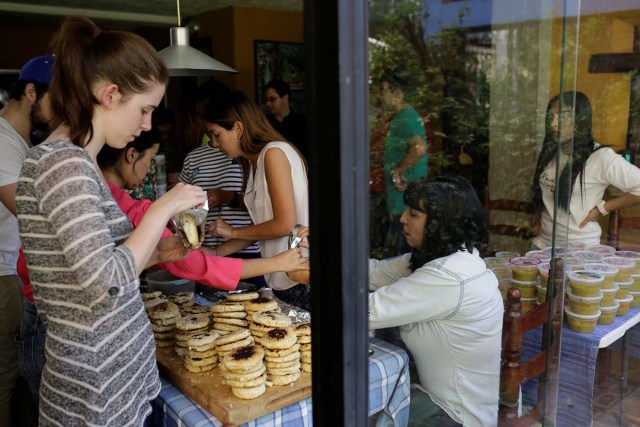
[265,96,280,102]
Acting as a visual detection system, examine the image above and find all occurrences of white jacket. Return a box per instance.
[368,250,503,427]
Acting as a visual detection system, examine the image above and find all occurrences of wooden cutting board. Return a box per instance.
[156,347,312,425]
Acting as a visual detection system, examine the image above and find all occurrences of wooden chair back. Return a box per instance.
[606,209,640,251]
[498,258,565,426]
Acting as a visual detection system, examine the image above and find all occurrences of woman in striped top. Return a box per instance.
[15,17,206,426]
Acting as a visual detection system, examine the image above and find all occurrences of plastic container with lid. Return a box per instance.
[489,266,512,280]
[583,263,619,289]
[536,284,547,304]
[565,307,600,333]
[510,278,537,299]
[538,262,551,288]
[602,256,636,282]
[585,244,617,256]
[564,256,587,271]
[521,297,538,314]
[483,257,508,268]
[567,289,602,315]
[630,290,640,308]
[495,251,521,260]
[598,302,620,325]
[614,278,634,300]
[615,295,634,316]
[567,270,604,297]
[145,270,195,295]
[600,284,619,307]
[614,250,640,274]
[572,250,605,263]
[542,246,569,257]
[508,257,541,282]
[632,274,640,292]
[525,250,552,262]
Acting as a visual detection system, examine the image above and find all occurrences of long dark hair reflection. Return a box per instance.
[403,175,488,271]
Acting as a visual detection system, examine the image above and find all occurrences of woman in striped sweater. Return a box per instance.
[15,17,206,426]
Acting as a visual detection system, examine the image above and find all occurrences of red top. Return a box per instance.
[17,247,33,302]
[109,183,241,291]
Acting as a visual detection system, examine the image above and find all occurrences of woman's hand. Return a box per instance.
[294,225,310,249]
[274,248,309,272]
[146,235,190,268]
[287,269,310,285]
[207,188,233,208]
[157,182,207,217]
[579,207,601,229]
[208,219,235,239]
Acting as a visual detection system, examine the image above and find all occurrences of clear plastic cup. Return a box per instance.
[602,256,636,282]
[614,278,634,300]
[536,284,548,304]
[538,262,551,288]
[600,284,619,307]
[614,251,640,275]
[598,302,620,325]
[489,266,512,280]
[483,257,508,268]
[583,263,619,289]
[568,270,604,297]
[565,307,601,333]
[567,289,603,315]
[508,257,541,282]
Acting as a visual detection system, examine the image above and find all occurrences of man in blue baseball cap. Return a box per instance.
[0,54,55,424]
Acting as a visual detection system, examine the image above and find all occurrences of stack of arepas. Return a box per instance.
[180,304,211,320]
[167,291,195,311]
[174,315,210,357]
[251,311,301,385]
[294,323,312,373]
[220,345,267,399]
[244,296,280,317]
[215,329,255,359]
[141,290,166,311]
[184,331,220,373]
[210,293,255,335]
[146,300,181,348]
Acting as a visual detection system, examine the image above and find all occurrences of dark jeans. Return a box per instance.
[228,252,268,289]
[15,300,46,409]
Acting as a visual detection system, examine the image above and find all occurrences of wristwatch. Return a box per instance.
[596,200,609,216]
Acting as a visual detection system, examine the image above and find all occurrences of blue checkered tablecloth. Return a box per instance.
[522,305,640,427]
[152,337,410,427]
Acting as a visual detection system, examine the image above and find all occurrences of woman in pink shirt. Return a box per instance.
[97,128,308,290]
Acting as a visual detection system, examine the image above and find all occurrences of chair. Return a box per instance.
[606,209,640,252]
[498,258,565,426]
[483,188,535,256]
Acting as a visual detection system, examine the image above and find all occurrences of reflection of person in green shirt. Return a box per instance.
[381,74,428,255]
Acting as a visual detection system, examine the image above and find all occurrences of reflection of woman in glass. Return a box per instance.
[368,176,502,426]
[531,91,640,249]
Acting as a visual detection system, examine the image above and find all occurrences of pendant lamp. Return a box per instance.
[158,0,238,76]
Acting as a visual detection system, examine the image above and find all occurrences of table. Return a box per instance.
[152,337,410,427]
[522,305,640,427]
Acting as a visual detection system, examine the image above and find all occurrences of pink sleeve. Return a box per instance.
[110,182,241,290]
[158,252,242,291]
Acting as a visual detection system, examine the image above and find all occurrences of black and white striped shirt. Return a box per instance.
[179,144,259,254]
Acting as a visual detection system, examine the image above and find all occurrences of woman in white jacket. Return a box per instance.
[368,176,503,427]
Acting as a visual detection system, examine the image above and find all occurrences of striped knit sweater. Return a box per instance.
[16,140,159,426]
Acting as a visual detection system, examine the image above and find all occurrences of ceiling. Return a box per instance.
[0,0,303,28]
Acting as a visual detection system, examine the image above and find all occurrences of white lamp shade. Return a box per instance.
[159,27,238,76]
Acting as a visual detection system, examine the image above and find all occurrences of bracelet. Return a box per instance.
[596,200,609,216]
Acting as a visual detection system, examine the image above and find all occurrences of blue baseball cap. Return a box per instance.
[18,54,55,85]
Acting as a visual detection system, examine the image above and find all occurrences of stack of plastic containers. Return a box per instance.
[614,251,640,308]
[484,256,513,300]
[565,270,604,332]
[602,256,636,316]
[508,256,541,313]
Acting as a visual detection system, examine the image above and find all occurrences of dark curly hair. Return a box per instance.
[403,175,488,271]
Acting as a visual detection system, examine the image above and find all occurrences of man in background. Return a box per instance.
[0,54,55,424]
[381,72,428,256]
[263,79,308,159]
